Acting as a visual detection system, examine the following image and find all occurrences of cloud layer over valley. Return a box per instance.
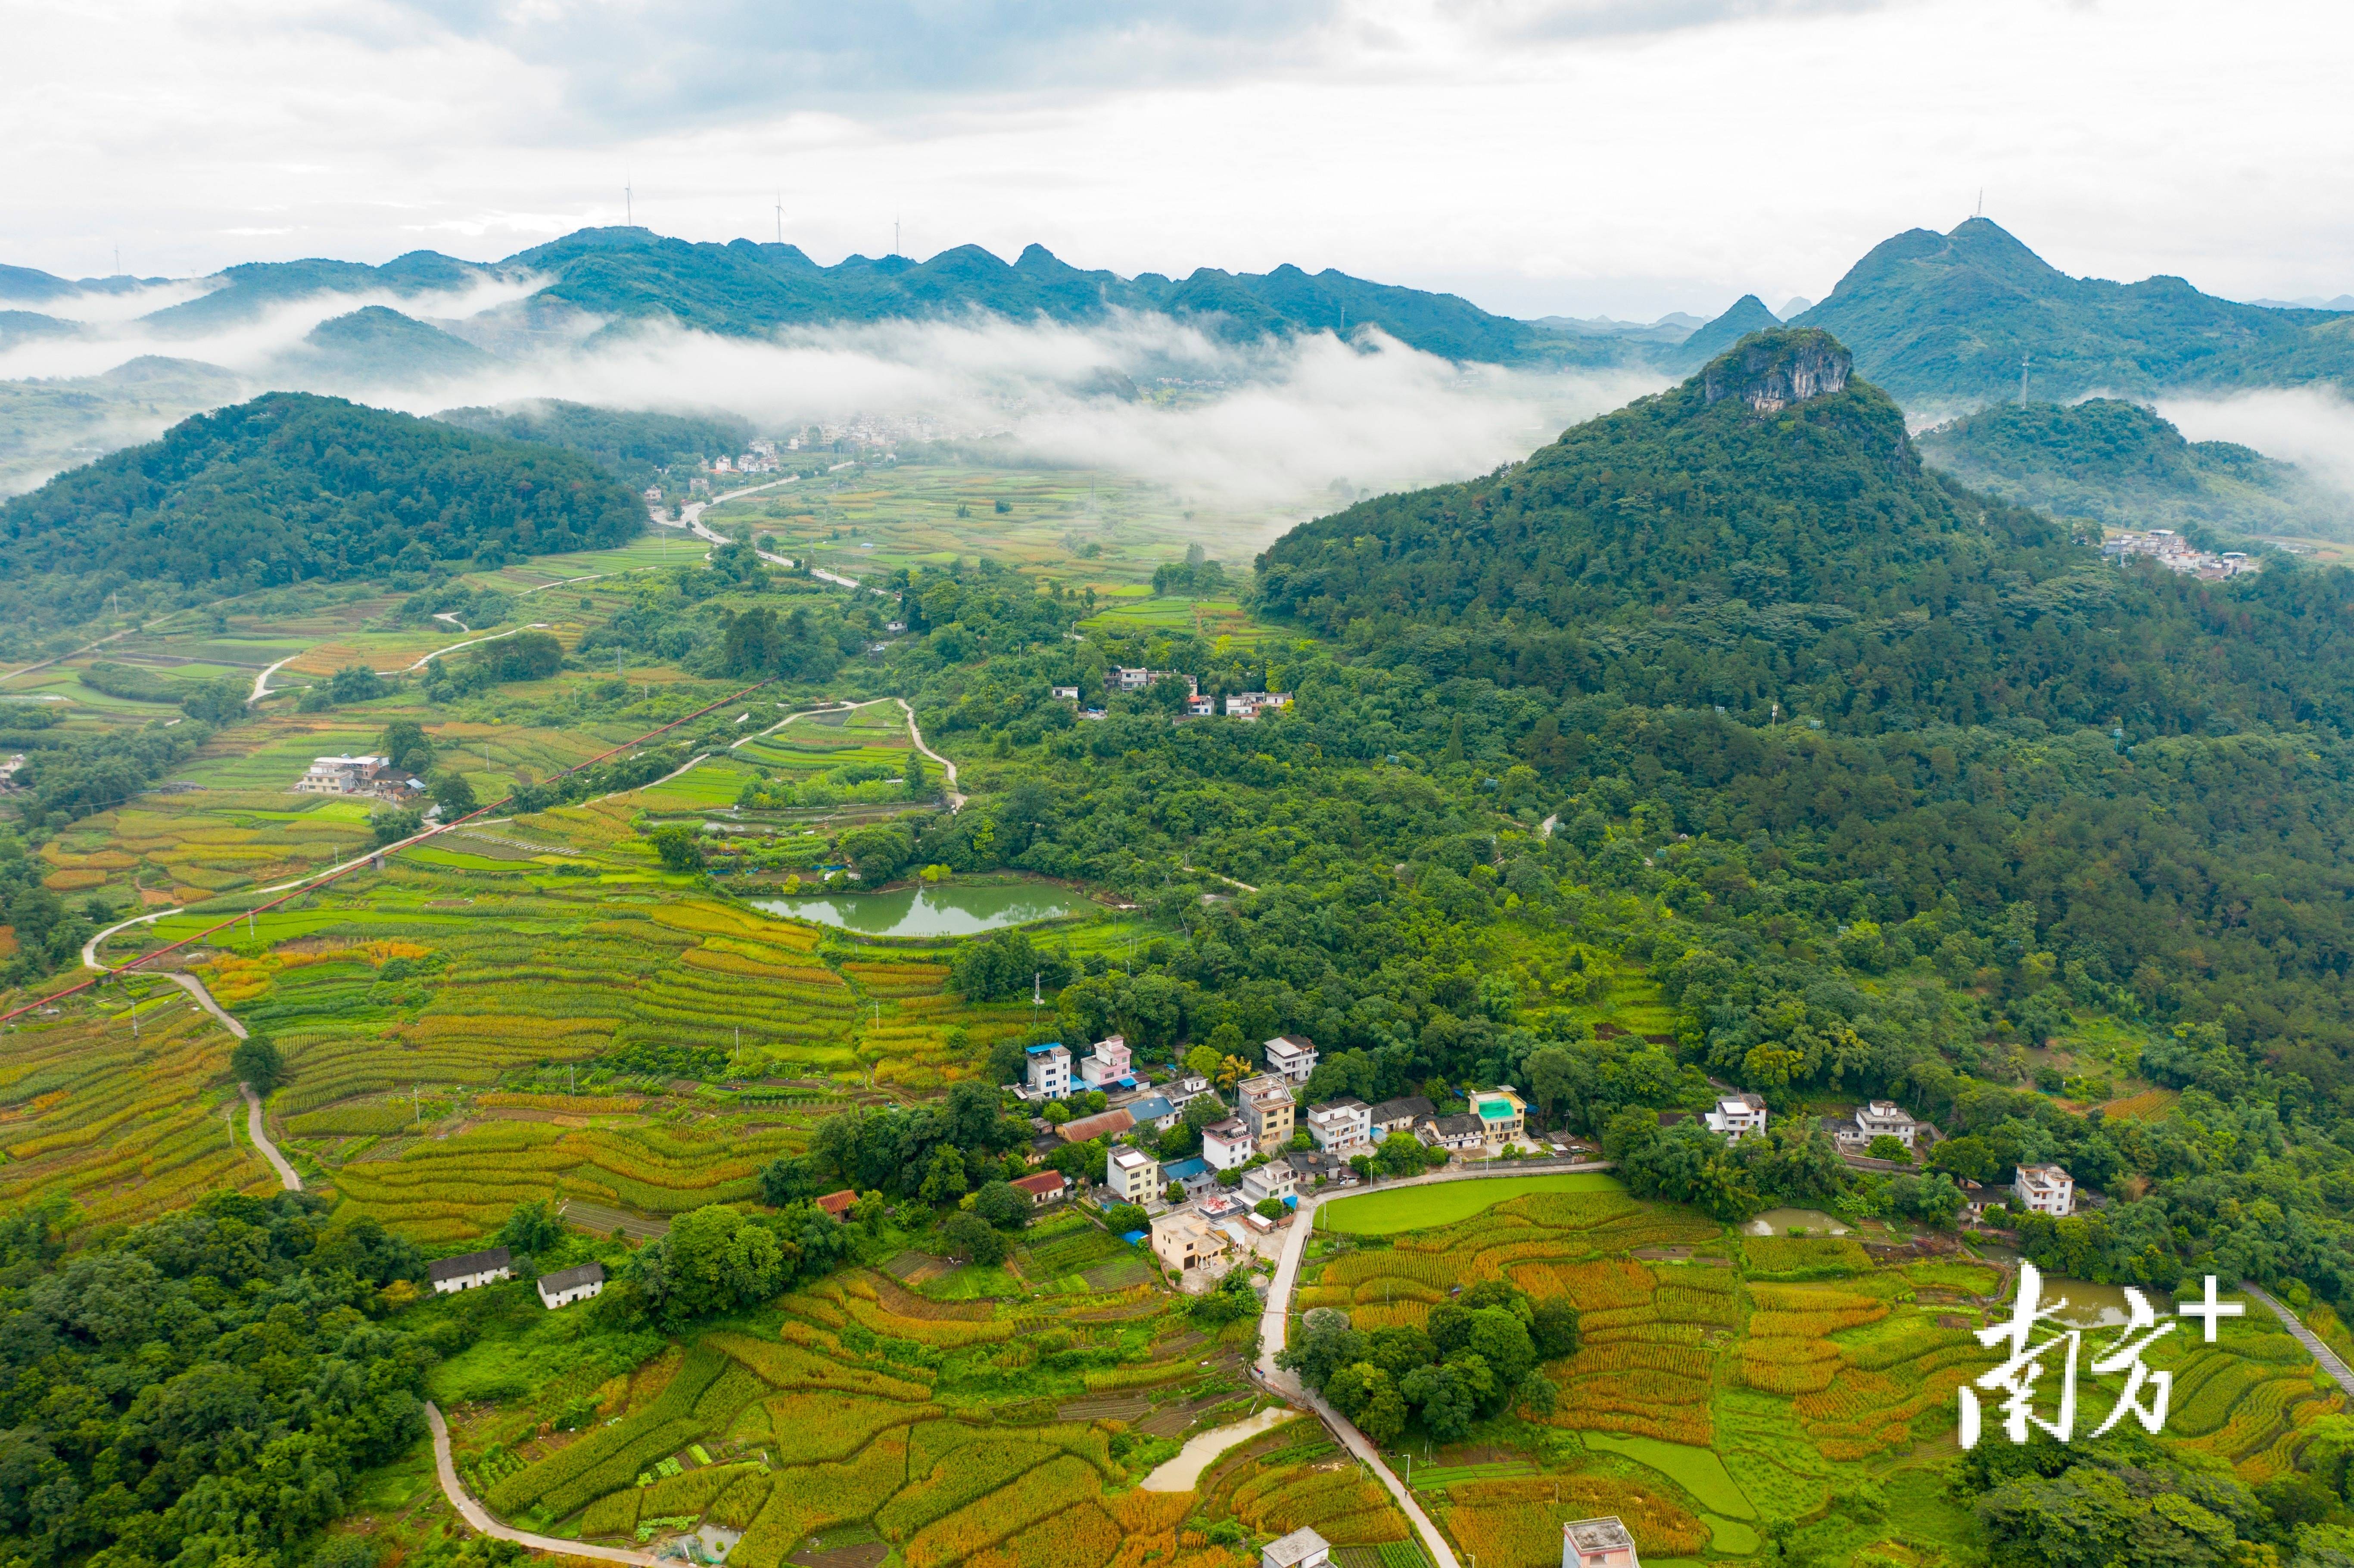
[0,292,1664,556]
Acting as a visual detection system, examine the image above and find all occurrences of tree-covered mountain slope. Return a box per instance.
[432,398,754,492]
[0,391,642,624]
[283,305,498,385]
[0,228,1599,366]
[1791,217,2350,406]
[1255,327,2354,735]
[1918,397,2354,541]
[1663,292,1781,369]
[509,229,1579,361]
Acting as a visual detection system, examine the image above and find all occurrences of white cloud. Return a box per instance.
[2157,386,2354,500]
[0,274,543,383]
[389,311,1660,523]
[1,0,2349,322]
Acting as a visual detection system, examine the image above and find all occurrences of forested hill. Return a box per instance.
[1790,217,2352,405]
[1255,327,2354,737]
[0,392,643,624]
[1916,397,2354,542]
[433,399,754,492]
[0,229,1591,367]
[505,229,1573,363]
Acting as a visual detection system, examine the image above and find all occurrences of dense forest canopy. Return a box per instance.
[0,1194,430,1568]
[1256,329,2354,737]
[431,400,754,492]
[0,393,643,625]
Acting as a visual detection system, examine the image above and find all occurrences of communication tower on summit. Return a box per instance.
[2019,353,2031,405]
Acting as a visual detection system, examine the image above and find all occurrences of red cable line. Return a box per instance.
[1,676,774,1027]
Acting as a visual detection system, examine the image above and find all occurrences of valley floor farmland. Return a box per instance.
[1283,1176,2340,1568]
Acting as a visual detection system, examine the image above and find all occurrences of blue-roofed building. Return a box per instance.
[1124,1094,1180,1131]
[1161,1156,1217,1197]
[1023,1041,1071,1100]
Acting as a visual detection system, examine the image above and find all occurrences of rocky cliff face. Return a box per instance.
[1702,328,1852,414]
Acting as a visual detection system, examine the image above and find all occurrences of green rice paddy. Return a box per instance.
[1316,1172,1623,1234]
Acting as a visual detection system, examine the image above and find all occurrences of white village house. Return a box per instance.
[1704,1092,1769,1142]
[1305,1098,1372,1154]
[1563,1515,1641,1568]
[1202,1118,1256,1171]
[2015,1164,2075,1216]
[1261,1526,1330,1568]
[536,1262,604,1310]
[430,1246,512,1294]
[1023,1041,1072,1101]
[1263,1034,1318,1085]
[1849,1099,1921,1149]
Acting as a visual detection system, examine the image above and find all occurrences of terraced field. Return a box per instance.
[439,1263,1361,1568]
[0,980,280,1225]
[1294,1182,2339,1567]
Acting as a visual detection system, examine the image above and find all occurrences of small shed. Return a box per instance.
[1012,1170,1071,1207]
[1261,1525,1331,1568]
[815,1189,859,1219]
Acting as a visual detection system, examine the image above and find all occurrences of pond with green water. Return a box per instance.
[752,880,1095,936]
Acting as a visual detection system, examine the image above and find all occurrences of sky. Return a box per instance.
[7,0,2354,322]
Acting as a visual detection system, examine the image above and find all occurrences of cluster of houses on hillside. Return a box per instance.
[292,754,426,802]
[2101,528,2256,579]
[1050,678,1294,721]
[1003,1030,1580,1282]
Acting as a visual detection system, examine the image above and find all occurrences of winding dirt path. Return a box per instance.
[895,698,963,811]
[249,654,300,706]
[402,622,551,674]
[425,1402,662,1567]
[241,1083,302,1192]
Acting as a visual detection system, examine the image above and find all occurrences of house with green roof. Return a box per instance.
[1474,1087,1527,1145]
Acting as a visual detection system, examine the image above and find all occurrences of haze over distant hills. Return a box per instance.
[3,219,2351,503]
[0,227,1616,377]
[1916,398,2354,542]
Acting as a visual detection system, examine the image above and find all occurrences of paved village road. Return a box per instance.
[1251,1158,1617,1568]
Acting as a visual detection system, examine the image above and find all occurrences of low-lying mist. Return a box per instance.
[0,299,1669,538]
[2158,385,2354,504]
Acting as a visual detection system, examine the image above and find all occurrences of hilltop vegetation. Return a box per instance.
[1793,217,2354,405]
[432,399,755,493]
[1256,328,2354,734]
[0,392,642,626]
[1917,397,2354,541]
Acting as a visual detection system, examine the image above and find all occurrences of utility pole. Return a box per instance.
[413,1084,421,1130]
[626,178,632,227]
[2019,352,2031,406]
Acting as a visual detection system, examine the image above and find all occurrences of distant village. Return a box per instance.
[2102,527,2257,579]
[1055,669,1293,722]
